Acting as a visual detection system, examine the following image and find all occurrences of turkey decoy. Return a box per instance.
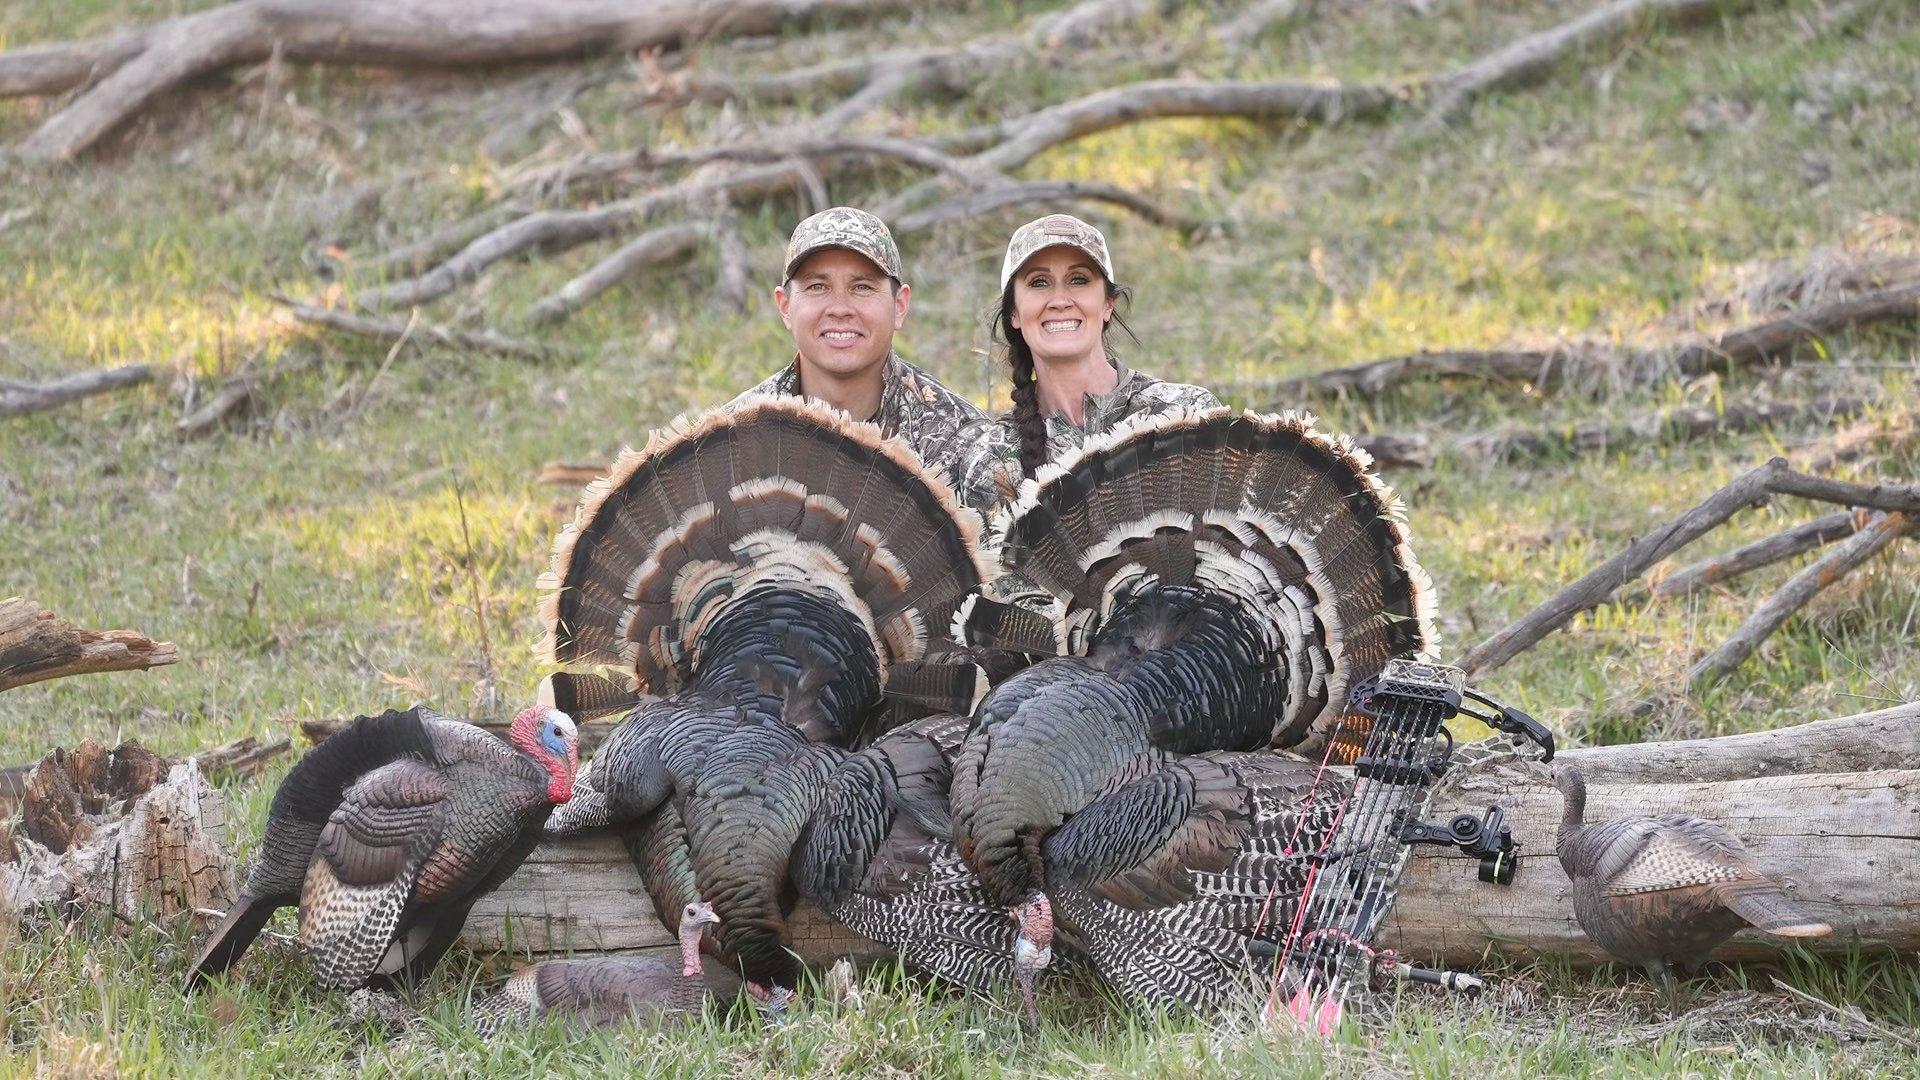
[469,900,755,1034]
[185,705,578,992]
[539,397,994,991]
[947,407,1436,1015]
[1554,765,1832,1010]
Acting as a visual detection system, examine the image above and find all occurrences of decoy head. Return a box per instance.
[1553,765,1587,829]
[1011,891,1054,1031]
[510,706,580,804]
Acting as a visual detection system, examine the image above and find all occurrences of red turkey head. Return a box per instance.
[509,706,579,804]
[1011,892,1054,1030]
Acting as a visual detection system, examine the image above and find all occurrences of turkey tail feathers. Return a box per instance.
[540,672,650,722]
[1720,883,1833,938]
[183,893,278,992]
[541,397,991,701]
[1000,408,1438,749]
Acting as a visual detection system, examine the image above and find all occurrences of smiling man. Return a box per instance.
[732,206,1013,514]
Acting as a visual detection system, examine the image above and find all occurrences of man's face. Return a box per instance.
[774,247,910,381]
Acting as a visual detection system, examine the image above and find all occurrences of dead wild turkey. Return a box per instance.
[468,900,762,1034]
[539,397,994,991]
[185,705,578,992]
[1554,765,1833,1007]
[947,408,1436,1018]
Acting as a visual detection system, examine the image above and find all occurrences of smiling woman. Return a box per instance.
[992,214,1222,477]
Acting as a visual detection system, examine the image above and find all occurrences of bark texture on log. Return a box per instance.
[463,706,1920,969]
[1383,767,1917,966]
[1,740,236,927]
[0,598,180,694]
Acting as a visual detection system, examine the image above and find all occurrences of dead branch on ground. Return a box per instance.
[0,598,179,695]
[1272,280,1920,401]
[1687,510,1914,691]
[0,0,908,161]
[1455,396,1871,461]
[345,0,1782,327]
[1461,458,1920,686]
[0,365,153,419]
[273,296,543,359]
[1644,511,1862,599]
[192,735,293,782]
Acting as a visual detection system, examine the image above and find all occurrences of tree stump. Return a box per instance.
[1,739,236,929]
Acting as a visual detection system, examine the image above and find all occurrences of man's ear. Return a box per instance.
[774,284,794,330]
[892,282,911,331]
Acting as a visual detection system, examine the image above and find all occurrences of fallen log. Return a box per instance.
[0,598,179,694]
[464,704,1920,969]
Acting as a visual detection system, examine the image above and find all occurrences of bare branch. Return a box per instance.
[1466,458,1920,675]
[1688,511,1913,691]
[0,364,153,418]
[1421,0,1773,128]
[274,296,543,359]
[1455,395,1871,461]
[892,178,1200,233]
[1462,458,1786,676]
[1278,281,1920,400]
[527,221,707,325]
[1647,511,1863,599]
[0,598,179,694]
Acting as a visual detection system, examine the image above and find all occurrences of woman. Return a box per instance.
[993,214,1220,477]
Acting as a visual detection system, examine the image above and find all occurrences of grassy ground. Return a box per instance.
[3,0,1918,1074]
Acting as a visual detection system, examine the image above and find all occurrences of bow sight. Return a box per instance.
[1349,660,1552,888]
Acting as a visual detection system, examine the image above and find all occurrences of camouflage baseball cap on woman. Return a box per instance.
[782,206,904,282]
[999,213,1117,291]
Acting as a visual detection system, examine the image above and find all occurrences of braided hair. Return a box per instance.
[992,277,1133,477]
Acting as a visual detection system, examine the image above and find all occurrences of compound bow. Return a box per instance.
[1271,659,1556,1033]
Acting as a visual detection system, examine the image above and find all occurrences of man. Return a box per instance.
[733,206,1013,515]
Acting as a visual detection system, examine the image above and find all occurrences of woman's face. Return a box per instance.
[1009,246,1114,367]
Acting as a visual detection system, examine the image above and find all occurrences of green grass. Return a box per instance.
[4,0,1919,1073]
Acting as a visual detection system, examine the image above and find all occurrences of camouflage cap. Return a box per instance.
[782,206,904,283]
[999,213,1116,291]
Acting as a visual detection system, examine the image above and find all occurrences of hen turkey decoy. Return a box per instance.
[539,397,993,991]
[185,705,578,992]
[469,900,755,1034]
[1555,765,1832,1008]
[948,407,1437,1015]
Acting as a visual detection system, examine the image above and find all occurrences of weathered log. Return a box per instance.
[1382,767,1918,967]
[1455,396,1870,463]
[1554,701,1920,785]
[0,598,179,694]
[463,705,1920,968]
[1,740,236,928]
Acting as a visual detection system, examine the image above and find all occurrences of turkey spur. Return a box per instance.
[185,705,578,992]
[539,397,998,991]
[949,407,1438,1017]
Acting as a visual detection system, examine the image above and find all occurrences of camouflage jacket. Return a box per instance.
[731,353,1017,516]
[1000,358,1223,467]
